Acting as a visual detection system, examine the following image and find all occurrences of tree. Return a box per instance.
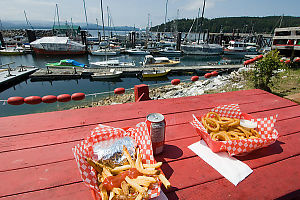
[252,50,285,92]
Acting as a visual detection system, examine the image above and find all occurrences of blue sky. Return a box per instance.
[0,0,299,27]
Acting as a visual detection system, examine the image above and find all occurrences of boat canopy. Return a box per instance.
[60,59,85,67]
[31,37,69,44]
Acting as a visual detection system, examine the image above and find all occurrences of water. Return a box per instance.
[0,50,243,117]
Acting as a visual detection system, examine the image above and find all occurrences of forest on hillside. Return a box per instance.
[150,16,300,34]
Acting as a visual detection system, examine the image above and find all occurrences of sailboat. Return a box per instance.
[181,0,223,56]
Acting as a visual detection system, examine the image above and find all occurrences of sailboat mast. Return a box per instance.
[100,0,107,60]
[82,0,89,33]
[56,4,61,30]
[24,10,34,30]
[197,0,206,44]
[164,0,168,34]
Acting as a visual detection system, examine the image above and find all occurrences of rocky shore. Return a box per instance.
[72,67,248,109]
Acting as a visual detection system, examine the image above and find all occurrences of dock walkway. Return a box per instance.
[0,66,37,88]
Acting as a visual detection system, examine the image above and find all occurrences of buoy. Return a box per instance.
[72,93,85,101]
[204,73,212,78]
[244,60,250,65]
[42,95,57,103]
[191,76,199,82]
[280,59,284,63]
[171,79,180,85]
[114,88,125,95]
[7,96,24,105]
[211,71,218,76]
[257,55,263,59]
[24,96,42,105]
[57,94,71,102]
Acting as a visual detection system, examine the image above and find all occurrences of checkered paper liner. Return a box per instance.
[72,122,161,199]
[191,104,279,156]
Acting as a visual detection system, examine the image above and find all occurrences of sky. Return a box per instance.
[0,0,299,28]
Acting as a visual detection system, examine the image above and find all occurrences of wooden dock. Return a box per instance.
[0,66,37,89]
[30,64,244,80]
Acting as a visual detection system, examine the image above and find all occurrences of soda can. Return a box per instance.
[146,113,166,155]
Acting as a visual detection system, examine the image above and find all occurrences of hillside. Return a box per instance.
[151,16,300,34]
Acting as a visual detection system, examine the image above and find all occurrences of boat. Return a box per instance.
[90,48,120,56]
[91,69,123,80]
[272,26,300,57]
[159,47,182,56]
[224,40,259,56]
[46,59,86,69]
[0,47,24,55]
[141,69,171,78]
[181,42,223,55]
[90,59,135,68]
[30,36,86,55]
[126,46,150,55]
[142,55,180,67]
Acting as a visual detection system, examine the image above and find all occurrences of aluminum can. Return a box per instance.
[146,113,166,155]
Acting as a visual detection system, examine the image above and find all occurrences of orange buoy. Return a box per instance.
[191,76,199,82]
[171,79,180,85]
[211,71,218,76]
[204,73,212,78]
[72,93,85,101]
[24,96,42,105]
[7,97,24,105]
[42,95,57,103]
[57,94,71,102]
[114,88,125,95]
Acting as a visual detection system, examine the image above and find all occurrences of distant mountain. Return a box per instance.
[151,16,300,34]
[0,20,140,31]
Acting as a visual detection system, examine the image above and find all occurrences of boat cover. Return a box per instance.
[63,59,85,67]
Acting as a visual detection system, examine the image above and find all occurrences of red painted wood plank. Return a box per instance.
[0,132,298,197]
[1,182,92,200]
[166,156,300,200]
[1,89,289,137]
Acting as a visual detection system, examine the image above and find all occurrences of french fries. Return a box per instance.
[86,145,171,200]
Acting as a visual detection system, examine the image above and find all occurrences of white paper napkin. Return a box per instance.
[188,140,253,186]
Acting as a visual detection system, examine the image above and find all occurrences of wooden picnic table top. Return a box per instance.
[0,89,299,200]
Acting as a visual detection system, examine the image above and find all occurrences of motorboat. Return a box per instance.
[0,47,24,55]
[181,42,223,55]
[91,69,123,80]
[159,47,182,56]
[30,37,86,55]
[126,46,150,55]
[141,69,171,78]
[224,40,259,56]
[142,55,180,67]
[46,59,86,69]
[90,59,135,68]
[90,48,120,56]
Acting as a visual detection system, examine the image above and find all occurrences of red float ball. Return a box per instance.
[72,93,85,101]
[114,88,125,95]
[42,95,57,103]
[257,55,263,59]
[57,94,71,102]
[7,96,24,105]
[191,76,199,82]
[211,71,218,76]
[171,79,180,85]
[204,73,212,78]
[24,96,42,105]
[244,60,250,65]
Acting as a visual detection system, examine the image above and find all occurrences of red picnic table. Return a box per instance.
[0,89,299,200]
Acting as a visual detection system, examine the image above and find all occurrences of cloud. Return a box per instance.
[183,0,225,11]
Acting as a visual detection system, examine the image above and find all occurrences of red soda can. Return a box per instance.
[146,113,166,155]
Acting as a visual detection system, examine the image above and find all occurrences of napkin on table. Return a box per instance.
[188,140,253,186]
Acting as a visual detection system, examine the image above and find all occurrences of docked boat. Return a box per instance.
[91,69,123,80]
[272,26,300,57]
[142,55,180,67]
[30,37,86,55]
[46,59,86,69]
[141,69,171,78]
[126,46,150,55]
[0,47,24,55]
[90,48,120,56]
[181,42,223,55]
[224,40,259,56]
[90,59,135,68]
[159,47,182,56]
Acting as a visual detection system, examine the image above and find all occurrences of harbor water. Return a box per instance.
[0,47,243,117]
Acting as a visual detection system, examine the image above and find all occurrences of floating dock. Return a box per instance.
[29,64,244,81]
[0,66,38,90]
